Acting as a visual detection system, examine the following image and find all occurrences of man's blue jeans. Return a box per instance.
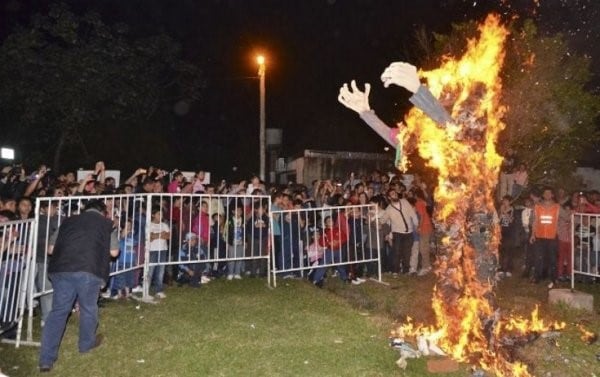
[39,272,103,367]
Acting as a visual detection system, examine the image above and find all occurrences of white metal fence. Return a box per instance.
[11,193,272,346]
[140,193,272,298]
[6,194,384,348]
[270,204,382,287]
[0,219,35,346]
[571,212,600,287]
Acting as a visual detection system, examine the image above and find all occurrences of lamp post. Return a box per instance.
[257,55,266,182]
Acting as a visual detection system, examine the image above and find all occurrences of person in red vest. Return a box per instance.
[529,187,567,289]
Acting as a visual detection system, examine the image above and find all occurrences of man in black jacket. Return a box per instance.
[39,199,118,372]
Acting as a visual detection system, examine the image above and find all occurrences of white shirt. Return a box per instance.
[381,199,419,234]
[148,221,170,251]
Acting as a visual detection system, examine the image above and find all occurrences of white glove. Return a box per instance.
[338,80,371,114]
[380,62,421,93]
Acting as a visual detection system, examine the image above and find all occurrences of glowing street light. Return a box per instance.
[257,55,266,182]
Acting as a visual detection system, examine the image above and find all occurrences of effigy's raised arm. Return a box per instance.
[338,80,396,147]
[380,62,453,126]
[339,62,455,152]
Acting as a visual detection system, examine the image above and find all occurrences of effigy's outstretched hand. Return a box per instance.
[338,80,371,114]
[380,62,421,93]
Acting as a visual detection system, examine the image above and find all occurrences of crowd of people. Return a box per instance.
[0,158,600,369]
[1,160,600,339]
[496,157,600,289]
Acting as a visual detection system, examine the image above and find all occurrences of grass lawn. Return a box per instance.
[1,273,599,377]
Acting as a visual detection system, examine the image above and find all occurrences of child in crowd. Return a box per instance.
[147,206,170,298]
[311,215,349,286]
[177,232,204,288]
[111,218,137,299]
[225,203,245,280]
[306,227,325,285]
[245,201,269,277]
[210,213,227,277]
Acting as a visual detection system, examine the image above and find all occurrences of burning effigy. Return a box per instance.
[338,14,565,376]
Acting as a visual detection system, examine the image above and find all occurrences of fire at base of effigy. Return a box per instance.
[386,14,569,377]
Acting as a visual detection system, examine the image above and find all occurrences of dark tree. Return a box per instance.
[0,3,203,171]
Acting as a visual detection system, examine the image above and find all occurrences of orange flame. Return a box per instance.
[577,324,598,345]
[393,14,564,376]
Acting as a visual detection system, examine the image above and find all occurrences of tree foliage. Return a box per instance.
[0,3,203,171]
[416,17,600,189]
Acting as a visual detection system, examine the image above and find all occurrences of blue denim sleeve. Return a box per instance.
[408,85,453,126]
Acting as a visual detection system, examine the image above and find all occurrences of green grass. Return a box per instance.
[1,274,599,377]
[0,279,399,377]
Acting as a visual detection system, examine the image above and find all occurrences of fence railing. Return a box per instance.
[0,219,35,347]
[270,204,382,287]
[6,194,384,348]
[139,193,272,298]
[571,212,600,288]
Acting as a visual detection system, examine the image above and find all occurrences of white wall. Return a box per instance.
[576,167,600,190]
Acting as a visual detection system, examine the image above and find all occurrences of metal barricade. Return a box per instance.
[269,204,381,287]
[571,212,600,287]
[0,219,35,347]
[16,194,148,346]
[141,193,272,298]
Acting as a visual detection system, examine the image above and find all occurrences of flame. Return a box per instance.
[577,324,598,345]
[392,14,564,376]
[503,306,566,333]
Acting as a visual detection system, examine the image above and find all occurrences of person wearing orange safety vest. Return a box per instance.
[529,187,566,289]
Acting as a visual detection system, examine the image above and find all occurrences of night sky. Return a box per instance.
[1,0,598,175]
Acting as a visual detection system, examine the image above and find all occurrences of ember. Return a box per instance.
[577,324,598,345]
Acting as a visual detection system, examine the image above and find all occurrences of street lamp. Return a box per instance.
[257,55,266,182]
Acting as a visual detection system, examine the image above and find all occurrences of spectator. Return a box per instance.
[306,227,325,286]
[347,206,366,283]
[512,163,528,200]
[226,202,245,280]
[246,175,265,195]
[146,206,170,299]
[167,171,184,193]
[556,202,574,282]
[520,197,535,279]
[529,187,564,289]
[110,218,137,299]
[192,170,206,193]
[0,197,16,217]
[38,199,119,372]
[498,147,516,201]
[312,214,349,285]
[16,197,33,220]
[381,188,418,275]
[176,232,203,288]
[497,195,516,278]
[245,201,269,277]
[410,188,433,276]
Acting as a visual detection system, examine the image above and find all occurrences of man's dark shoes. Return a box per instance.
[81,334,103,353]
[91,333,103,350]
[39,365,53,373]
